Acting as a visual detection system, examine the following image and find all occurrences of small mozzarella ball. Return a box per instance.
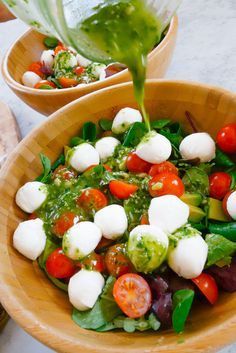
[136,131,172,164]
[226,191,236,220]
[16,181,47,213]
[76,53,92,68]
[40,49,54,68]
[90,63,107,81]
[62,222,102,260]
[168,234,208,279]
[22,71,41,88]
[95,137,120,161]
[94,204,128,239]
[148,195,189,234]
[112,108,142,134]
[128,225,169,273]
[68,143,100,173]
[179,132,216,162]
[13,218,46,260]
[69,269,105,311]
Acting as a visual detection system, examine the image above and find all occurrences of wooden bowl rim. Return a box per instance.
[1,16,178,95]
[1,79,236,353]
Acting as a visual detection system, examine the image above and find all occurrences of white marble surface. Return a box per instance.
[0,0,236,352]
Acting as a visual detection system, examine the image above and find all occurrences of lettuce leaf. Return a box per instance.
[205,233,236,267]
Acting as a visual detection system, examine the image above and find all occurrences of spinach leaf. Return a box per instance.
[215,148,235,168]
[124,190,150,231]
[99,118,113,131]
[51,154,65,171]
[72,276,122,330]
[159,129,183,148]
[229,169,236,189]
[38,238,58,269]
[69,136,84,147]
[123,122,147,147]
[182,167,209,195]
[45,271,68,292]
[37,153,51,183]
[151,119,171,130]
[82,122,97,142]
[205,233,236,267]
[43,36,59,49]
[172,289,194,333]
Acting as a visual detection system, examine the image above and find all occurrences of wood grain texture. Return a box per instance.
[1,17,178,116]
[0,80,236,353]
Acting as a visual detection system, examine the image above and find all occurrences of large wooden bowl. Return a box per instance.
[1,17,178,116]
[0,80,236,353]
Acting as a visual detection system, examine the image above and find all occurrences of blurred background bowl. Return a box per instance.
[0,80,236,353]
[1,16,178,116]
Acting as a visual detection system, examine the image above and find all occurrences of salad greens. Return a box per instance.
[205,234,236,267]
[172,289,195,333]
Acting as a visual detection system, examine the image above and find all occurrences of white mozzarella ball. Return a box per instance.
[95,137,120,161]
[148,195,189,234]
[136,131,172,164]
[90,63,107,81]
[22,71,41,88]
[76,53,92,68]
[168,234,208,279]
[68,143,100,173]
[15,181,47,213]
[112,108,142,134]
[94,204,128,239]
[62,222,102,260]
[179,132,216,162]
[13,218,46,260]
[40,49,54,68]
[69,269,105,311]
[226,191,236,220]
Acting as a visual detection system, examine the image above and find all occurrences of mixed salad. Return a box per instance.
[13,108,236,333]
[21,36,126,89]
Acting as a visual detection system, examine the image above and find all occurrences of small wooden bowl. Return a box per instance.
[1,17,178,116]
[0,80,236,353]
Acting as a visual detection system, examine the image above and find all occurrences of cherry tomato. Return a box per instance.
[52,165,77,180]
[95,237,114,252]
[80,252,105,272]
[149,172,185,198]
[140,213,149,225]
[149,161,178,177]
[54,45,68,55]
[222,190,235,218]
[28,61,44,78]
[28,212,37,220]
[216,123,236,154]
[105,244,133,277]
[46,248,76,279]
[126,152,151,173]
[52,212,79,237]
[192,273,219,305]
[209,172,232,200]
[102,131,113,137]
[113,273,152,318]
[77,188,108,211]
[109,180,138,199]
[58,77,78,88]
[34,80,56,90]
[105,63,125,77]
[74,66,85,76]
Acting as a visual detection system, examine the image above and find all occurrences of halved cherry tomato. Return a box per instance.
[192,273,219,305]
[28,61,44,78]
[149,161,178,177]
[222,190,235,218]
[58,77,78,88]
[209,172,232,200]
[52,165,77,180]
[113,273,152,318]
[46,248,76,279]
[77,188,108,211]
[34,80,56,90]
[109,180,138,199]
[80,252,105,272]
[149,172,185,198]
[54,45,68,55]
[216,123,236,154]
[140,213,149,225]
[126,152,151,173]
[74,66,85,76]
[52,212,79,237]
[105,244,133,277]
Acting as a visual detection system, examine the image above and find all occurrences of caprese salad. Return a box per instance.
[13,109,236,333]
[21,36,126,89]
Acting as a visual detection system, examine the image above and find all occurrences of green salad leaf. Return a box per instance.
[36,153,51,183]
[82,122,97,142]
[99,118,113,131]
[69,136,84,147]
[215,148,235,168]
[123,122,147,147]
[182,166,209,195]
[43,36,59,49]
[124,189,150,231]
[151,119,171,130]
[172,289,194,333]
[205,233,236,267]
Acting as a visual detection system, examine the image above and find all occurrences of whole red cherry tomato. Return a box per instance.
[216,123,236,154]
[209,172,232,200]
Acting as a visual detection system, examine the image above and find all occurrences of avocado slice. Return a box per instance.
[180,193,203,207]
[208,197,230,222]
[188,205,206,223]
